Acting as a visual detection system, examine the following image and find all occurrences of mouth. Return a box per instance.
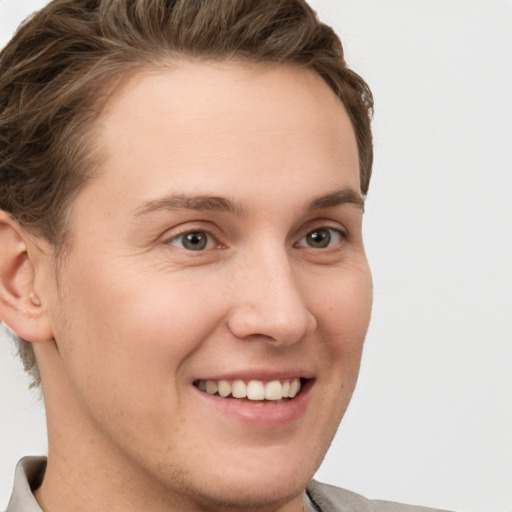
[193,377,306,402]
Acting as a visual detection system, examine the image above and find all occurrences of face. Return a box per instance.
[40,62,372,511]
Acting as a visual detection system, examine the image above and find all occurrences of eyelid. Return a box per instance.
[294,225,347,249]
[167,231,215,251]
[163,223,225,250]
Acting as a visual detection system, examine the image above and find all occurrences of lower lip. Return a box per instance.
[194,379,314,428]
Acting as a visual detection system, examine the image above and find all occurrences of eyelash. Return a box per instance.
[295,227,346,250]
[166,226,346,252]
[167,230,220,251]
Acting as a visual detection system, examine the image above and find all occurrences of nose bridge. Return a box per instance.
[227,244,316,344]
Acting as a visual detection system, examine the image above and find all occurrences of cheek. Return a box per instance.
[51,264,231,443]
[309,264,372,398]
[313,265,372,346]
[63,269,227,377]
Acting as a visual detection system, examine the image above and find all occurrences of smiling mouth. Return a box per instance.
[193,378,305,401]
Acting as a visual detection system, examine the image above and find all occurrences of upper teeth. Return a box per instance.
[195,378,302,401]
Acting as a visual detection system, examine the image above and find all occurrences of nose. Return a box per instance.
[226,251,317,346]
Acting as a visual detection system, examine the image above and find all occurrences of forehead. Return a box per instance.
[101,60,350,128]
[81,61,360,216]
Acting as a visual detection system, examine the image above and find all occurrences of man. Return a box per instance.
[0,1,451,511]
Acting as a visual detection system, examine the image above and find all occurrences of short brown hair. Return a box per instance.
[0,0,373,386]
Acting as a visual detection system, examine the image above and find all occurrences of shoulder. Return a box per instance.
[306,480,455,512]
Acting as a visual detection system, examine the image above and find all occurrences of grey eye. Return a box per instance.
[299,228,343,249]
[169,231,213,251]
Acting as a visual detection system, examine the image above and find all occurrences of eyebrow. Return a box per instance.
[133,194,246,218]
[132,187,364,219]
[308,188,365,212]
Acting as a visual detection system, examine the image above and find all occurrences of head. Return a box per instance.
[0,0,372,386]
[0,1,373,510]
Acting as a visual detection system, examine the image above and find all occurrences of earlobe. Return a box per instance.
[0,211,53,343]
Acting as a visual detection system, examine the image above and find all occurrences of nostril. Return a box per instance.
[226,303,316,346]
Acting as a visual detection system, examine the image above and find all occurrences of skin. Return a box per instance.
[7,62,373,512]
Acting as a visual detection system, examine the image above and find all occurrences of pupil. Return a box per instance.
[184,232,207,250]
[307,229,330,248]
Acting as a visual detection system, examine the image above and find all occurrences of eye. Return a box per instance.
[297,227,344,249]
[167,230,216,251]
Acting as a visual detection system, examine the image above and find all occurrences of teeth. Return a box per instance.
[232,380,247,398]
[282,380,290,398]
[247,380,265,400]
[205,380,218,395]
[217,380,231,398]
[289,378,300,398]
[197,378,302,401]
[265,380,283,400]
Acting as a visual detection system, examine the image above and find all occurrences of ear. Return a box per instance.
[0,211,53,342]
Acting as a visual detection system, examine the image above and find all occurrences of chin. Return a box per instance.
[191,445,323,510]
[184,474,307,512]
[154,441,321,512]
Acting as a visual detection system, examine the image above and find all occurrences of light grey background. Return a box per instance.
[1,1,511,511]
